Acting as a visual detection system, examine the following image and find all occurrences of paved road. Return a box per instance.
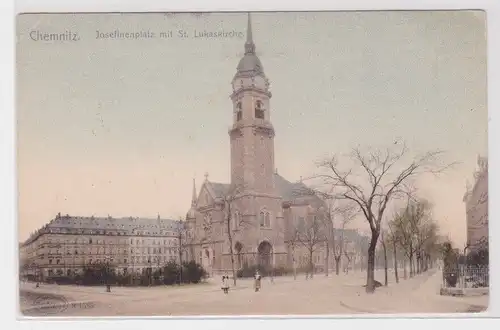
[20,269,487,317]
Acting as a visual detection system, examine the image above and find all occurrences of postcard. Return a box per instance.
[16,11,488,317]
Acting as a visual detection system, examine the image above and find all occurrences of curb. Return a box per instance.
[339,300,375,314]
[21,300,96,314]
[440,287,489,297]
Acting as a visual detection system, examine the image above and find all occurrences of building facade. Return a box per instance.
[20,213,183,279]
[183,15,366,274]
[464,156,488,253]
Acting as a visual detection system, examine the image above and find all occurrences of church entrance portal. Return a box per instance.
[257,241,273,271]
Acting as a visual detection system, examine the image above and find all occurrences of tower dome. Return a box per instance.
[234,13,265,78]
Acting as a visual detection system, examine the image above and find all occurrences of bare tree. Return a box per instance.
[311,143,453,292]
[387,221,400,283]
[343,246,355,274]
[329,203,356,275]
[216,184,250,286]
[173,218,191,284]
[380,230,388,286]
[391,198,439,277]
[287,227,300,280]
[295,213,326,279]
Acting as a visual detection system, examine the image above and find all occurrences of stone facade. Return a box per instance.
[184,15,335,274]
[464,156,488,253]
[19,213,182,279]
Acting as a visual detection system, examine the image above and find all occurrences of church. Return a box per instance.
[184,14,329,275]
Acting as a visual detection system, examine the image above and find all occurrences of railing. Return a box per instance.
[442,265,489,289]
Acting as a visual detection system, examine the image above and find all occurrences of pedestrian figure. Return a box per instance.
[35,282,39,288]
[254,270,262,292]
[221,275,230,294]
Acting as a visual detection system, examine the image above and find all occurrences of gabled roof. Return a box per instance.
[209,182,231,198]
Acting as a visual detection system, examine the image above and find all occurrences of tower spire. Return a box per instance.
[191,178,197,207]
[245,12,255,55]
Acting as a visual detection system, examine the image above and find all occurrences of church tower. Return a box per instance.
[229,13,276,194]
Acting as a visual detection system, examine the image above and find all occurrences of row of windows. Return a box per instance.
[32,237,177,247]
[210,210,273,229]
[48,258,126,265]
[41,246,179,255]
[130,239,177,246]
[235,100,265,121]
[45,256,180,266]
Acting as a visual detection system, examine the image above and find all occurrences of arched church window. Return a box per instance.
[259,211,265,227]
[255,100,265,119]
[233,211,240,229]
[236,102,243,121]
[265,212,271,228]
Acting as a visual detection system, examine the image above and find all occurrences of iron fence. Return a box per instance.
[442,265,489,289]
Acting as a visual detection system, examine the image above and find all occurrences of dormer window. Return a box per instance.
[255,100,264,119]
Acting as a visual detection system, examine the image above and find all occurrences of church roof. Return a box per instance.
[208,173,322,204]
[274,173,309,201]
[210,182,231,197]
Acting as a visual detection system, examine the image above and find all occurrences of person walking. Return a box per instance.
[221,275,230,294]
[254,270,262,292]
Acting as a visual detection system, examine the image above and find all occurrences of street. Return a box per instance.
[20,269,488,317]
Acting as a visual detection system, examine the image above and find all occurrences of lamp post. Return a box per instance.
[104,255,111,292]
[148,259,152,286]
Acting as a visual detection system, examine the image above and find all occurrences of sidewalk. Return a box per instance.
[339,270,488,314]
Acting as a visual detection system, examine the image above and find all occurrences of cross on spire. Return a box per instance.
[191,178,197,207]
[244,12,255,55]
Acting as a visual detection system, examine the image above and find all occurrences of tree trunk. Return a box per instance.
[226,219,237,286]
[309,250,314,279]
[366,229,380,293]
[392,240,399,283]
[335,256,341,275]
[178,234,183,284]
[292,246,297,280]
[382,240,388,286]
[409,253,414,277]
[325,242,329,277]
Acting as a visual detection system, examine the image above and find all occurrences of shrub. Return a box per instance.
[163,260,180,285]
[45,276,74,285]
[468,248,488,266]
[182,260,207,284]
[237,264,292,278]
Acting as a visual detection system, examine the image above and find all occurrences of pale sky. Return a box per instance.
[16,11,487,245]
